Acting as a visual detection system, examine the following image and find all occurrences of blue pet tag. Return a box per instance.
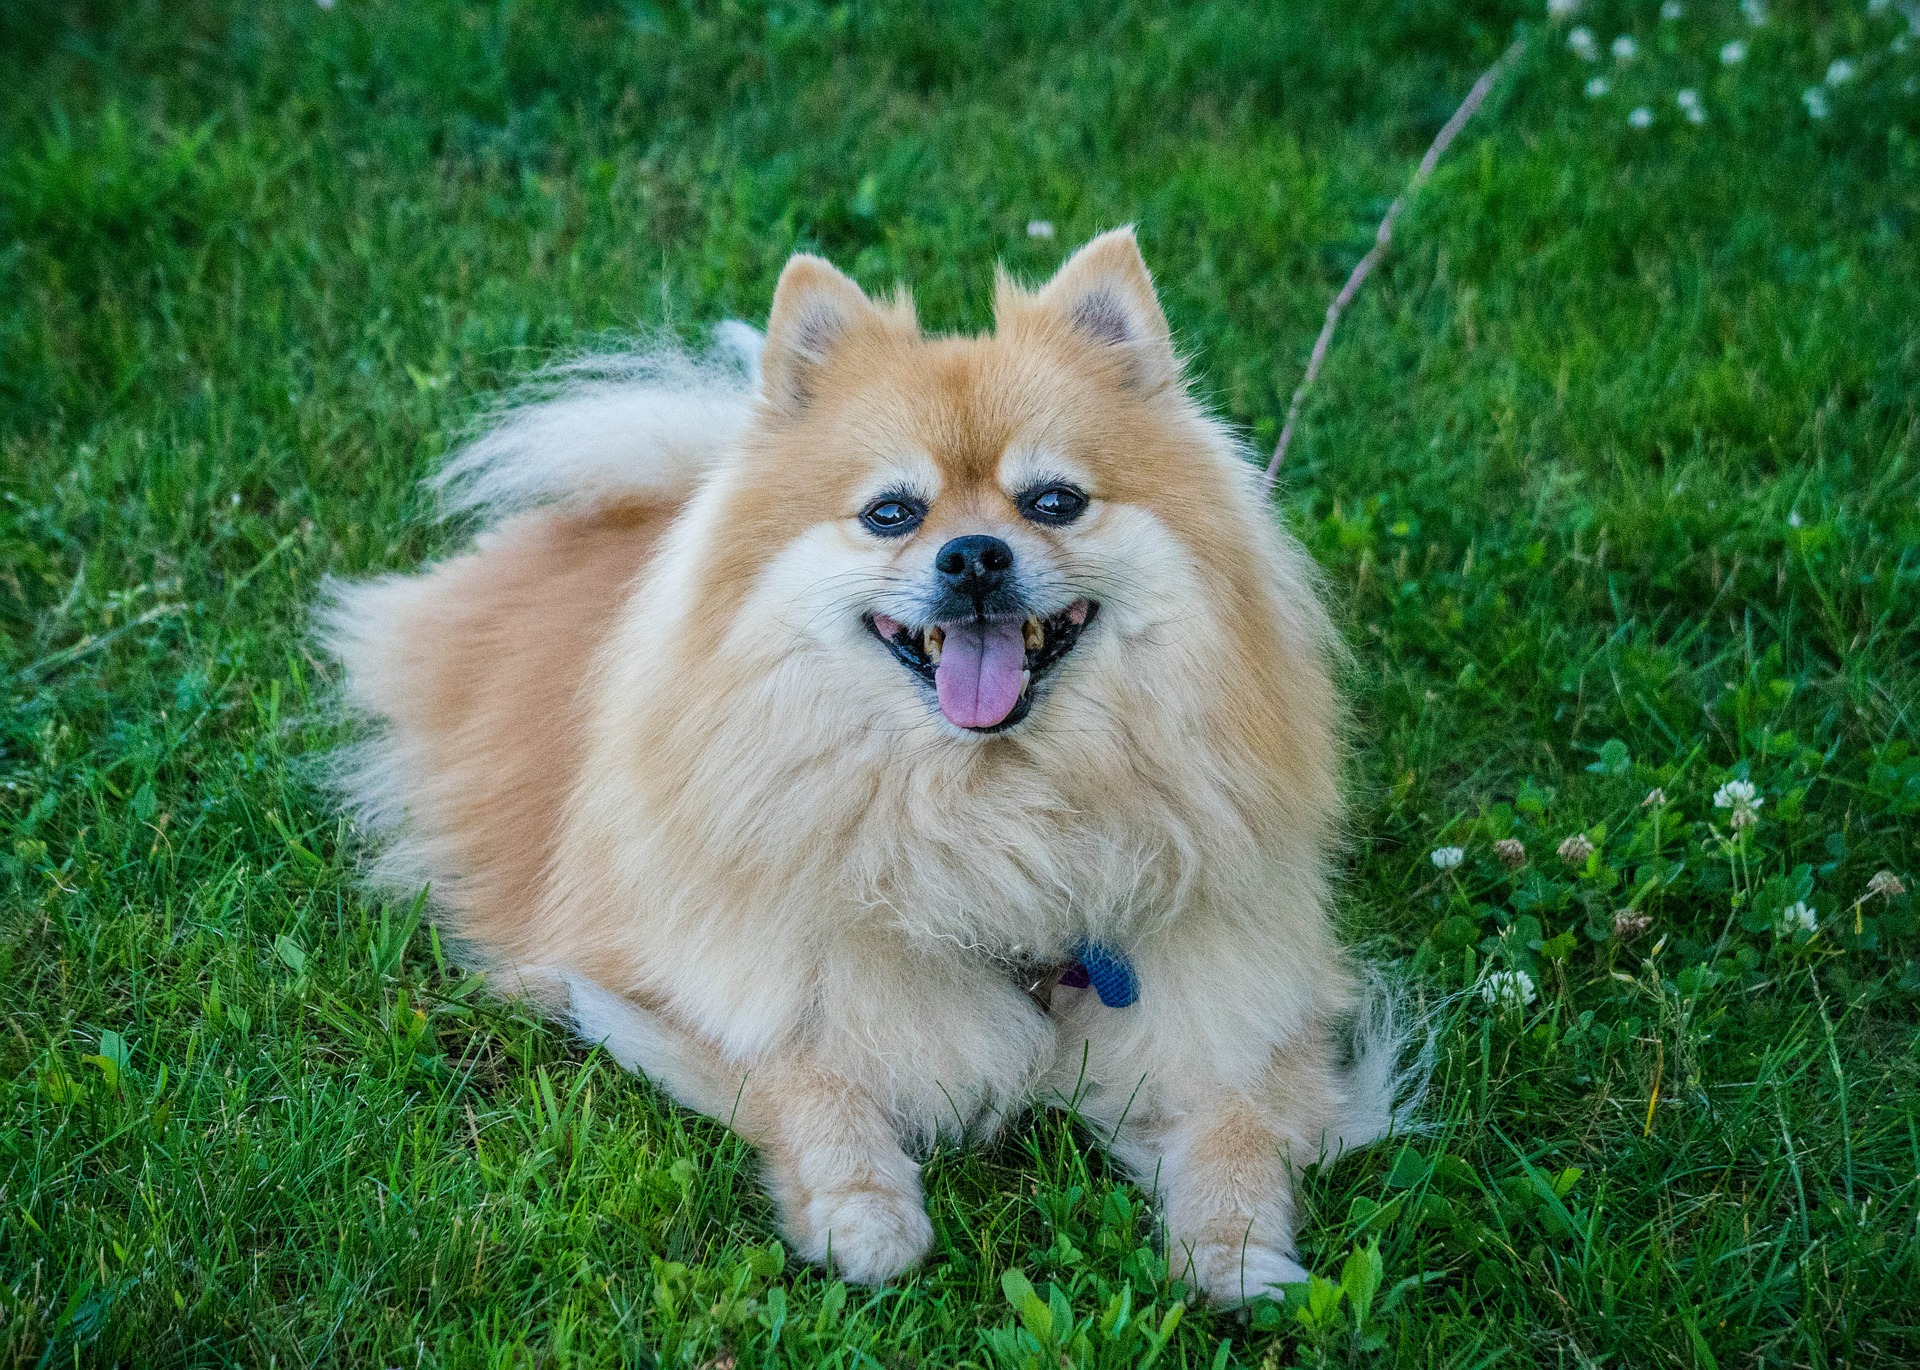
[1059,940,1138,1008]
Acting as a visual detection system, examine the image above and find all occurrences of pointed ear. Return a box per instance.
[1028,226,1178,391]
[760,253,881,414]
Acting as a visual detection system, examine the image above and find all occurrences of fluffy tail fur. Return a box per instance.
[1327,964,1434,1157]
[431,324,764,523]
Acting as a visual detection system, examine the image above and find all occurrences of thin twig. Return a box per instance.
[1266,35,1526,486]
[8,603,185,684]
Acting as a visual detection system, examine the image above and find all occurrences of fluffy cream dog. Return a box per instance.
[321,229,1413,1303]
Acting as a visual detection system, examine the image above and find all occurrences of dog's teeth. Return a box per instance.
[1021,669,1032,696]
[924,626,944,665]
[1023,617,1043,652]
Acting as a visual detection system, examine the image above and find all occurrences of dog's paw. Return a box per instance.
[805,1184,934,1285]
[1177,1241,1310,1307]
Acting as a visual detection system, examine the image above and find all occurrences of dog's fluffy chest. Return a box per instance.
[838,745,1207,959]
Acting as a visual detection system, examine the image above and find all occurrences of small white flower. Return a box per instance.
[1026,220,1056,240]
[1677,88,1705,123]
[1431,845,1466,870]
[1548,0,1581,17]
[1661,1,1684,18]
[1714,779,1763,829]
[1777,901,1817,936]
[1825,58,1856,86]
[1741,0,1768,25]
[1482,969,1539,1010]
[1787,510,1803,528]
[315,0,335,8]
[1586,75,1611,97]
[1803,86,1832,119]
[1558,833,1596,866]
[1629,105,1654,128]
[1867,870,1907,899]
[1642,787,1668,808]
[1568,26,1599,59]
[1612,34,1639,61]
[1721,39,1748,64]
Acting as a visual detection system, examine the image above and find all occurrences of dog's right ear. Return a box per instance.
[761,254,881,415]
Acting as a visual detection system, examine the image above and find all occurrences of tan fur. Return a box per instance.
[325,501,671,981]
[321,229,1414,1301]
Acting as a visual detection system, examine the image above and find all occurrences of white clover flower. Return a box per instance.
[1568,26,1600,60]
[1787,510,1803,528]
[1558,833,1596,866]
[1026,220,1056,240]
[1741,0,1768,25]
[1825,58,1856,86]
[1586,76,1611,97]
[1629,105,1654,128]
[1714,779,1763,829]
[1677,88,1705,123]
[1721,39,1748,64]
[1430,845,1466,870]
[1867,870,1907,899]
[1482,969,1539,1010]
[1548,0,1582,17]
[1612,34,1639,61]
[1661,1,1684,18]
[1803,87,1832,118]
[1642,787,1668,808]
[1777,901,1817,936]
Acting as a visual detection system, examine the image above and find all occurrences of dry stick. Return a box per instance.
[1266,35,1527,487]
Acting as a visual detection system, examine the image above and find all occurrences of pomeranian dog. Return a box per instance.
[321,228,1416,1303]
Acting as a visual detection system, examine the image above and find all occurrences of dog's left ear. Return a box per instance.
[1022,226,1179,392]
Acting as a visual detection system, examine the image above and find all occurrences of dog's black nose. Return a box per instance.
[934,535,1014,605]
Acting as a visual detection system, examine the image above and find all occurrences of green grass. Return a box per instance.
[4,0,1918,1363]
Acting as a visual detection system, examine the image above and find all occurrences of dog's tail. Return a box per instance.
[432,323,765,523]
[560,971,757,1127]
[1326,963,1434,1157]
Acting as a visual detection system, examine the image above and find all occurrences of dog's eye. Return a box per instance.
[860,497,925,537]
[1020,484,1089,526]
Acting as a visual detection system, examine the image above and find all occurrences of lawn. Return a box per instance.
[4,0,1919,1364]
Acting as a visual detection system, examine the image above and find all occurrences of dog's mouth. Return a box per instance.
[867,599,1099,733]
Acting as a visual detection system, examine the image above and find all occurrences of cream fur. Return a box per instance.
[319,229,1421,1303]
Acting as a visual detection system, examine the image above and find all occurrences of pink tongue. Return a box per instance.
[934,619,1027,728]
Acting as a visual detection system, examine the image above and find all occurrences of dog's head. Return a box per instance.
[693,228,1323,749]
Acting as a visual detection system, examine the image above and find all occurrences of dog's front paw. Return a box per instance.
[803,1183,934,1285]
[1176,1240,1309,1307]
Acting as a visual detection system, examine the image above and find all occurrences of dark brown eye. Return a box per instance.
[861,496,925,537]
[1021,484,1089,526]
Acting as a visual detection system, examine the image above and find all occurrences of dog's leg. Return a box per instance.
[1125,1093,1313,1304]
[747,1056,934,1286]
[1076,1022,1344,1306]
[566,972,931,1283]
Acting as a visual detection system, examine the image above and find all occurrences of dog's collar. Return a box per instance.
[1012,941,1139,1012]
